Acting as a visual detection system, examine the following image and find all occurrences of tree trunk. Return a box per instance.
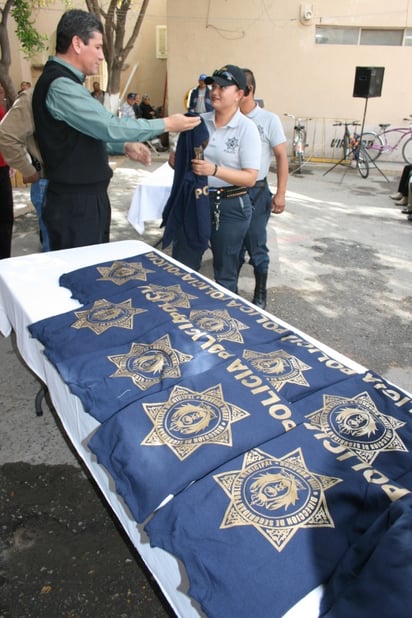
[85,0,150,103]
[0,0,18,105]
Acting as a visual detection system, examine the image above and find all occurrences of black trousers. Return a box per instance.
[43,181,111,251]
[397,164,412,196]
[0,165,14,259]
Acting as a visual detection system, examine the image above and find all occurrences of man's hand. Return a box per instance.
[168,151,176,169]
[124,142,151,166]
[22,171,41,184]
[163,114,201,133]
[271,193,286,214]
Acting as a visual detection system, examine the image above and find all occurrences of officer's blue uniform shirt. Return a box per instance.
[145,423,408,618]
[292,370,412,483]
[88,363,301,523]
[319,492,412,618]
[46,326,231,423]
[29,286,169,364]
[58,251,185,305]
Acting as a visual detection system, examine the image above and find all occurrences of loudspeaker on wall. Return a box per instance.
[353,67,385,98]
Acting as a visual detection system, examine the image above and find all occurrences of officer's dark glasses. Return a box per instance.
[212,70,240,88]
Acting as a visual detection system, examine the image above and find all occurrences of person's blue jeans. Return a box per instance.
[30,179,50,252]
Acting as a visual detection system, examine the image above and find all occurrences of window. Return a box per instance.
[405,29,412,45]
[316,26,407,46]
[360,29,403,46]
[315,27,358,45]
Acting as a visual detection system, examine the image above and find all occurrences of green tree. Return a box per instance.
[0,0,47,104]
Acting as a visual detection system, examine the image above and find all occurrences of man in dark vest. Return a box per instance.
[33,9,200,251]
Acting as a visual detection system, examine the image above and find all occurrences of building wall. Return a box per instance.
[166,0,412,161]
[7,0,412,160]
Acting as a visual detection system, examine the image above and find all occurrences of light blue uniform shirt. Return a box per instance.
[246,104,286,181]
[45,57,165,154]
[201,108,261,188]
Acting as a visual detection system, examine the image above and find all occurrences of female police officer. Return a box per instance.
[172,64,261,294]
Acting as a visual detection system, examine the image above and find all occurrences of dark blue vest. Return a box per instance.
[32,60,112,186]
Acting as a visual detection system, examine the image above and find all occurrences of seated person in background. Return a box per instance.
[390,164,412,207]
[119,93,138,118]
[133,94,142,118]
[90,81,105,104]
[140,95,157,119]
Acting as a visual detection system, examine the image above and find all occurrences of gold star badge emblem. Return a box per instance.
[242,349,311,391]
[190,309,248,343]
[97,260,155,285]
[214,447,341,552]
[71,298,146,334]
[306,391,407,464]
[108,334,193,390]
[142,383,250,460]
[141,283,197,308]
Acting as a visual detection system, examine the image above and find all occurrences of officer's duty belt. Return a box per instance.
[209,186,248,199]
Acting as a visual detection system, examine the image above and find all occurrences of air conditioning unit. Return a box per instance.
[156,25,167,59]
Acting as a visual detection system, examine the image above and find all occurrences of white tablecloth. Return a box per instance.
[128,162,174,234]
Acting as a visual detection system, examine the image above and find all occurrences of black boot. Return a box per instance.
[253,271,267,309]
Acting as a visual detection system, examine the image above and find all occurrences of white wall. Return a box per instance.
[166,0,412,161]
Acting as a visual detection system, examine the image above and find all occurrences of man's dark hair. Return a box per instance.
[243,68,256,95]
[56,9,104,54]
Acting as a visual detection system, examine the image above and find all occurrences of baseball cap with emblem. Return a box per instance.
[204,65,247,91]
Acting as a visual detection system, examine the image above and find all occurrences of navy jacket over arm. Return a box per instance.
[161,115,210,252]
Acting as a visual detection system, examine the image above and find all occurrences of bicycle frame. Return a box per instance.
[284,113,308,174]
[293,121,306,154]
[363,119,412,164]
[367,127,411,155]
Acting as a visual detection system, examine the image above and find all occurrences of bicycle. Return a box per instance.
[284,113,310,174]
[362,116,412,164]
[324,121,369,179]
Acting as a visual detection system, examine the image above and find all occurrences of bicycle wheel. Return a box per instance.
[357,150,369,179]
[361,132,383,162]
[402,137,412,165]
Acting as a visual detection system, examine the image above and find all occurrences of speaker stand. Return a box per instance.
[324,98,390,182]
[323,126,361,179]
[359,97,389,182]
[323,147,355,178]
